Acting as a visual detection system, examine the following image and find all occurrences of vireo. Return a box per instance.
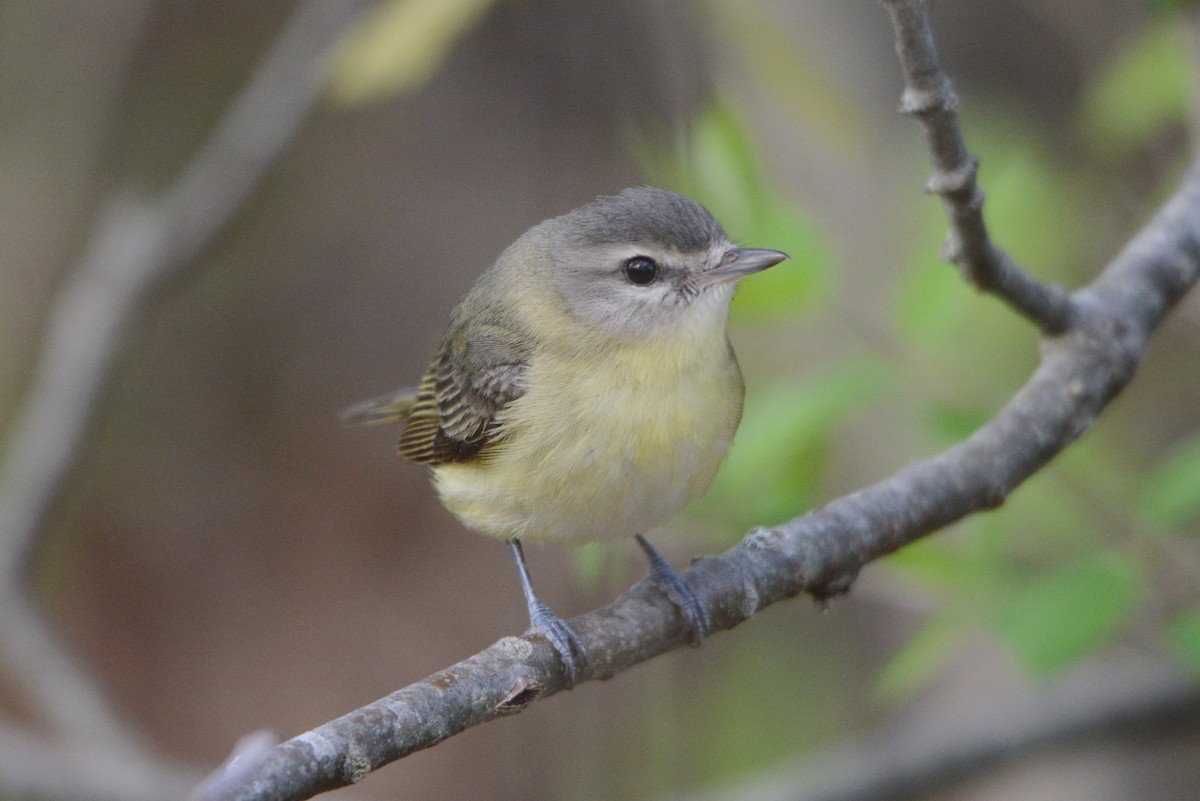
[345,187,787,683]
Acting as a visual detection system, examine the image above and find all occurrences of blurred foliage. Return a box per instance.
[992,551,1142,673]
[706,0,871,158]
[1169,609,1200,678]
[684,358,890,536]
[1146,0,1200,18]
[1134,432,1200,529]
[1077,17,1192,155]
[328,0,499,104]
[874,614,966,701]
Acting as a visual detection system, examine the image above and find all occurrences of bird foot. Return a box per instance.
[635,534,713,645]
[527,598,588,686]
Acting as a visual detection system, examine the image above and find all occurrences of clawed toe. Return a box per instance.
[635,534,713,646]
[528,600,588,685]
[662,572,713,645]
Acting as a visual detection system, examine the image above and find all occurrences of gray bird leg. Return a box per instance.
[508,539,587,685]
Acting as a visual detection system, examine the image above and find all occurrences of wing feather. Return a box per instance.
[397,325,527,465]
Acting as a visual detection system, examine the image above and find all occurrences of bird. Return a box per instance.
[344,187,788,684]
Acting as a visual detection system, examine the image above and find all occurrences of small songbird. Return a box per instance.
[344,187,787,683]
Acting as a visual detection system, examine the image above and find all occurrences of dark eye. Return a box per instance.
[623,256,659,286]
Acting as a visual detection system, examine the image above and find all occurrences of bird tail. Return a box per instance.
[339,387,419,427]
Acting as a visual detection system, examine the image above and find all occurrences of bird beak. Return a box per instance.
[700,248,790,286]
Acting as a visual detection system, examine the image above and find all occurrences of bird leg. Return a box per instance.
[508,539,587,685]
[634,534,713,645]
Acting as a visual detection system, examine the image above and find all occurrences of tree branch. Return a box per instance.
[197,4,1200,800]
[881,0,1075,334]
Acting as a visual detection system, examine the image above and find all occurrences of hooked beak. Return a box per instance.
[700,247,790,287]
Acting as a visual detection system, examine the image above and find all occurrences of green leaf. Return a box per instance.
[328,0,499,105]
[1058,435,1141,516]
[1167,608,1200,678]
[1078,20,1191,154]
[690,358,891,531]
[991,475,1098,558]
[992,551,1141,674]
[875,614,965,701]
[884,534,980,593]
[924,401,992,446]
[892,253,970,347]
[1134,432,1200,530]
[975,138,1084,277]
[687,103,764,230]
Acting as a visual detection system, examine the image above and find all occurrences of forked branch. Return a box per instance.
[881,0,1075,333]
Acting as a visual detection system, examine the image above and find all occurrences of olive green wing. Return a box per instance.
[397,326,528,465]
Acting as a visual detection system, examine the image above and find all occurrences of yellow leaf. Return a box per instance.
[328,0,499,105]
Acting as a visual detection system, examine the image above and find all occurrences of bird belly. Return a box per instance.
[432,341,743,544]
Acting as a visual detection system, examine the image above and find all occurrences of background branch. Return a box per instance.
[0,0,371,796]
[678,661,1200,801]
[0,719,195,801]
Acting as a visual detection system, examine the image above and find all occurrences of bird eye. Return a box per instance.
[623,256,659,286]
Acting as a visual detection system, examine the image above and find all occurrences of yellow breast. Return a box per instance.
[433,325,744,544]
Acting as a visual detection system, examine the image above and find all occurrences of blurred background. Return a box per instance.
[2,0,1200,799]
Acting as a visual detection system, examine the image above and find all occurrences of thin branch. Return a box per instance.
[0,720,197,801]
[677,663,1200,801]
[881,0,1075,334]
[0,0,371,789]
